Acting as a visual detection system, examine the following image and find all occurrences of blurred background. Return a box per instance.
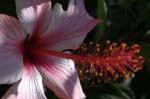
[0,0,150,99]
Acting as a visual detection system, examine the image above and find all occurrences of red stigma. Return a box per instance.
[73,41,144,84]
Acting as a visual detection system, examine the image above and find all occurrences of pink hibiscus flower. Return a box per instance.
[0,0,99,99]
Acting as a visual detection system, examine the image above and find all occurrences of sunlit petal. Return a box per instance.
[36,0,100,51]
[37,55,86,99]
[15,0,52,35]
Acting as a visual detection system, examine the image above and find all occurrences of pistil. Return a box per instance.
[29,41,144,84]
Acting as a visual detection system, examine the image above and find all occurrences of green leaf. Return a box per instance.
[84,82,136,99]
[45,89,59,99]
[138,42,150,72]
[0,0,16,16]
[95,0,107,41]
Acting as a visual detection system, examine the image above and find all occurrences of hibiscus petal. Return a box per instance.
[38,0,100,51]
[15,0,51,36]
[0,14,25,84]
[2,66,46,99]
[37,56,86,99]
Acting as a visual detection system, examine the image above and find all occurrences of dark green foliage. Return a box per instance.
[84,83,136,99]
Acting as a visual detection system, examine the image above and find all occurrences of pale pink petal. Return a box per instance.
[2,66,46,99]
[0,52,23,84]
[0,14,25,84]
[15,0,51,36]
[37,55,86,99]
[37,0,100,51]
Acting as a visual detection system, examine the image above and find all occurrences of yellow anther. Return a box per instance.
[82,48,87,51]
[123,71,127,74]
[121,43,127,48]
[111,70,115,74]
[134,68,139,72]
[95,59,100,64]
[89,41,94,45]
[106,40,111,44]
[135,49,140,53]
[99,73,103,76]
[95,72,98,76]
[125,73,130,77]
[112,42,117,46]
[83,43,86,46]
[96,48,100,52]
[115,74,119,78]
[79,70,83,74]
[96,43,100,47]
[109,46,113,50]
[133,65,137,68]
[85,69,89,73]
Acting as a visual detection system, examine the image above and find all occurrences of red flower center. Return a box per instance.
[22,34,40,63]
